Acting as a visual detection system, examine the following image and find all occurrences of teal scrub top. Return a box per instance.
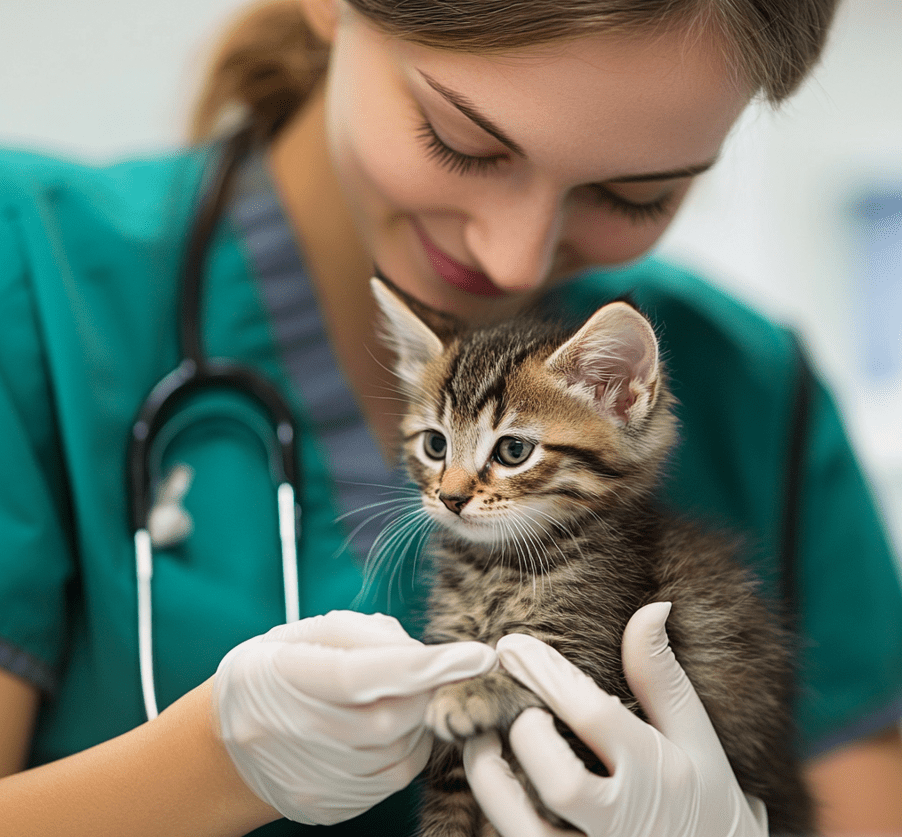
[0,139,900,836]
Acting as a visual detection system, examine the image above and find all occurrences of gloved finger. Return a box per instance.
[463,731,573,837]
[496,633,648,767]
[217,640,432,743]
[508,708,611,834]
[263,610,422,649]
[274,639,497,704]
[621,602,726,762]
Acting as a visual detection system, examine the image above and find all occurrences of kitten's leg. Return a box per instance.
[427,676,586,835]
[426,670,544,741]
[418,740,483,837]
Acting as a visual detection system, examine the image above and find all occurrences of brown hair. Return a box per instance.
[188,0,839,144]
[188,0,328,143]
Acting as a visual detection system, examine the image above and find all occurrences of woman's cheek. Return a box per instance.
[568,193,692,267]
[563,214,659,267]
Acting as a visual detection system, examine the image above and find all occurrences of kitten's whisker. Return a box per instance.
[507,517,528,590]
[332,499,419,562]
[363,344,416,386]
[365,409,422,419]
[410,517,437,591]
[392,511,435,607]
[363,507,432,609]
[492,518,510,574]
[355,506,428,608]
[503,511,530,583]
[366,506,427,563]
[511,508,565,593]
[363,345,438,411]
[362,380,427,401]
[520,518,538,597]
[510,510,550,596]
[506,512,540,595]
[364,394,414,405]
[335,479,421,496]
[334,495,418,523]
[522,505,582,563]
[384,517,427,610]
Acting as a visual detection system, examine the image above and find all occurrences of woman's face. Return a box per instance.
[322,3,750,319]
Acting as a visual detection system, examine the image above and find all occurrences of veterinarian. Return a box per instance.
[1,1,900,835]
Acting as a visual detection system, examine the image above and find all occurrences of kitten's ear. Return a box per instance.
[546,301,660,426]
[371,277,445,387]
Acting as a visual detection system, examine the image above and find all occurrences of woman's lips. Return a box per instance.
[413,223,505,298]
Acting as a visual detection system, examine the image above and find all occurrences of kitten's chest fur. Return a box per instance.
[424,514,661,703]
[429,519,657,653]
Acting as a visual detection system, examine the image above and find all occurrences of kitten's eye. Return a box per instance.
[423,430,447,460]
[494,437,535,467]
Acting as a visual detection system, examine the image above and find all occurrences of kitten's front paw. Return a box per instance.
[427,681,496,742]
[426,673,544,742]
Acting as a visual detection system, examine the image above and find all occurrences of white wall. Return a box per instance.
[0,0,246,158]
[2,0,900,549]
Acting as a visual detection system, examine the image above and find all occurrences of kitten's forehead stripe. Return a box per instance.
[440,344,464,414]
[448,330,553,423]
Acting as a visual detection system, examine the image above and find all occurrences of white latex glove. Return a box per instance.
[214,610,497,825]
[463,602,769,837]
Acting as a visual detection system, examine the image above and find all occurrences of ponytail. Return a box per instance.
[188,0,329,143]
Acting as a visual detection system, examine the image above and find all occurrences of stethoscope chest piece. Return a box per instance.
[147,464,194,549]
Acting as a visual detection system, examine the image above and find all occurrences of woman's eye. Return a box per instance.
[423,431,447,460]
[584,184,674,224]
[416,119,505,177]
[494,437,535,467]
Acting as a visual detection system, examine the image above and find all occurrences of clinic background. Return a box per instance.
[2,0,901,561]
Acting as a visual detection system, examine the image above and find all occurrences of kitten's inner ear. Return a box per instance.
[371,277,445,389]
[546,301,660,426]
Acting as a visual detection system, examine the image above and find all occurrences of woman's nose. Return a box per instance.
[464,187,564,293]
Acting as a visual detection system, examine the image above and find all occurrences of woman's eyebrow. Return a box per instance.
[418,70,527,157]
[418,69,718,182]
[606,158,719,183]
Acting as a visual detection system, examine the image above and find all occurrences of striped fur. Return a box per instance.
[371,280,814,837]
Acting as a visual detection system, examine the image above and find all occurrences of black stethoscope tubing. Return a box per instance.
[128,125,300,531]
[127,125,303,719]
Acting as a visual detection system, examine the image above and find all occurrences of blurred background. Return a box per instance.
[1,0,900,555]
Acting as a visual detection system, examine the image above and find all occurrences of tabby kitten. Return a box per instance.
[370,278,814,837]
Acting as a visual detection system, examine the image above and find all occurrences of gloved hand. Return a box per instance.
[462,602,769,837]
[213,610,497,825]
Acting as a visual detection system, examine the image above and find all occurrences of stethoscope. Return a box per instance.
[127,125,302,720]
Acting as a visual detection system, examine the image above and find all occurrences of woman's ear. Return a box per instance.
[298,0,340,43]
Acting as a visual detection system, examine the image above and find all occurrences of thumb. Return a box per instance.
[621,602,724,759]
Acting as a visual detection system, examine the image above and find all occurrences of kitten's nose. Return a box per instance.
[439,492,471,514]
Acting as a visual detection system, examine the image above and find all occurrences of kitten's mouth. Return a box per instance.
[432,506,554,548]
[430,506,495,541]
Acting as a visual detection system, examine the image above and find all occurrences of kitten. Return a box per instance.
[370,278,815,837]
